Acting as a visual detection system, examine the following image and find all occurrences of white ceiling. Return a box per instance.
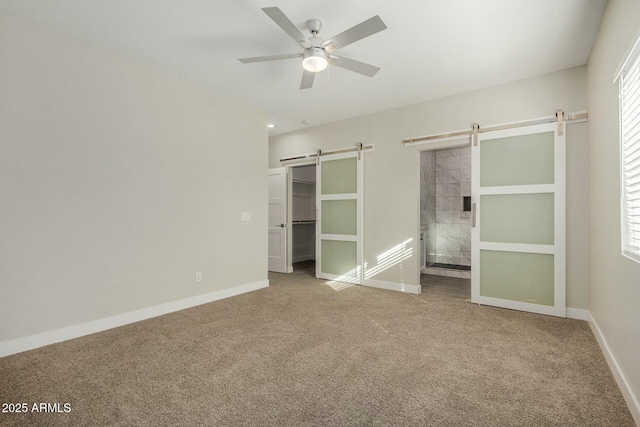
[0,0,607,135]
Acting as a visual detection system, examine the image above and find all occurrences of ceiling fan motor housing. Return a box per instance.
[304,47,327,59]
[306,19,322,35]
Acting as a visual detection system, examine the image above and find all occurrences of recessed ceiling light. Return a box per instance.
[267,124,276,129]
[302,119,312,125]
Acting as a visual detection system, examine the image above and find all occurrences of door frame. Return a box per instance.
[286,161,317,274]
[416,140,471,278]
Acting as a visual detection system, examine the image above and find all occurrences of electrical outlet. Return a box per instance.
[195,272,202,283]
[241,212,252,221]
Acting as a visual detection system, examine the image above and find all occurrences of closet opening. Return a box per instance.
[289,164,316,277]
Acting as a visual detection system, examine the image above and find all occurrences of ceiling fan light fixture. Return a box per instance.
[302,48,328,73]
[239,8,386,89]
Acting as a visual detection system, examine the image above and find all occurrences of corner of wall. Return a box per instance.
[588,312,640,426]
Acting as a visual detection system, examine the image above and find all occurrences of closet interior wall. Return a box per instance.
[291,165,316,263]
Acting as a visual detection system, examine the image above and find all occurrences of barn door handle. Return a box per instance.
[472,203,477,228]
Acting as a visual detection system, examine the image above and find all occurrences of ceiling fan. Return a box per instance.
[239,7,387,90]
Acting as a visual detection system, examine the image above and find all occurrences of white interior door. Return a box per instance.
[268,167,287,273]
[471,122,566,317]
[316,151,363,284]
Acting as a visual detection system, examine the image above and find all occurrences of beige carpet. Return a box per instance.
[0,266,634,426]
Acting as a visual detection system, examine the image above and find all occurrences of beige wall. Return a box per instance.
[0,14,268,343]
[270,66,589,309]
[587,0,640,420]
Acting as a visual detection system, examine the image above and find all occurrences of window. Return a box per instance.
[619,40,640,263]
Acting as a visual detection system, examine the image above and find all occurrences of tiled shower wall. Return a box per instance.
[420,151,436,264]
[420,146,471,267]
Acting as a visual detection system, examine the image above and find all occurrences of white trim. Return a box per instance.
[319,193,358,200]
[319,234,357,242]
[565,307,589,321]
[286,161,317,274]
[554,122,567,316]
[0,280,269,358]
[479,184,555,195]
[319,272,360,284]
[476,296,560,317]
[471,129,481,304]
[622,249,640,264]
[475,121,551,141]
[478,242,555,255]
[364,279,421,294]
[589,312,640,426]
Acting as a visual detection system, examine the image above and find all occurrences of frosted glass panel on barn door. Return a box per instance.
[471,122,566,317]
[316,152,363,284]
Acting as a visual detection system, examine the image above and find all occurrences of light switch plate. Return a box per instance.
[241,212,252,221]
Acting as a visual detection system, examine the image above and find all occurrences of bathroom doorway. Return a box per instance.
[419,144,471,298]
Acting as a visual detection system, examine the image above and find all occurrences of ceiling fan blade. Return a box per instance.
[239,53,301,63]
[328,54,380,77]
[322,16,387,52]
[300,69,315,90]
[262,7,311,49]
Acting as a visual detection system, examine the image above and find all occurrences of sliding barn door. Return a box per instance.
[316,151,363,284]
[471,122,566,317]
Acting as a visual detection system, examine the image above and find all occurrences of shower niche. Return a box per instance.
[420,146,472,278]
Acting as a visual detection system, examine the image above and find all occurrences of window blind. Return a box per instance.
[620,50,640,262]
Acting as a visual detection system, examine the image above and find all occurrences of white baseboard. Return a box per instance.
[364,279,421,295]
[0,279,269,358]
[566,307,589,321]
[588,312,640,426]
